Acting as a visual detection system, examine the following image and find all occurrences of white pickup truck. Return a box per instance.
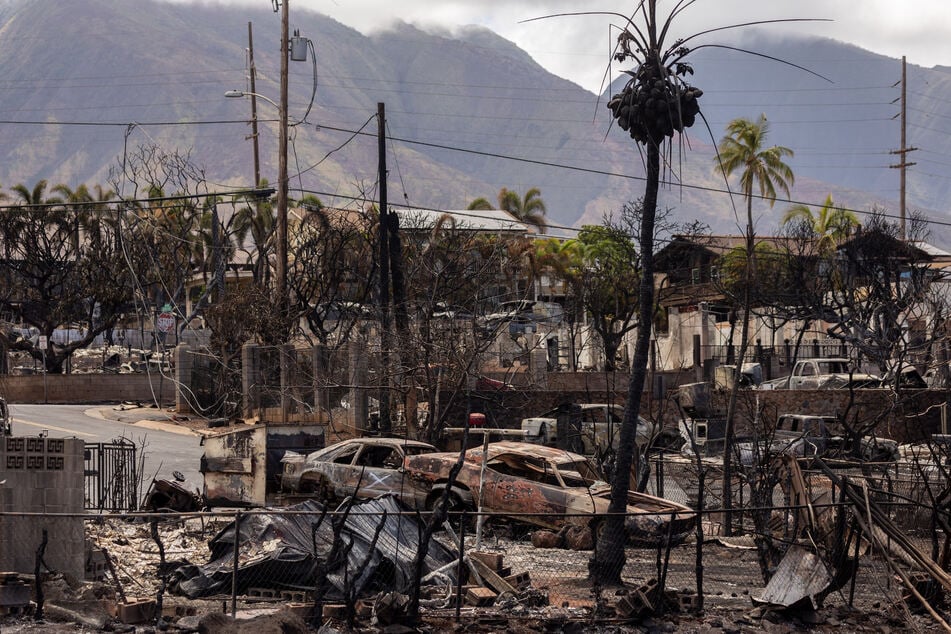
[521,404,680,455]
[782,358,880,390]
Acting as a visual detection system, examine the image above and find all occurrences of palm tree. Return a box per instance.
[497,187,548,233]
[714,114,794,534]
[10,180,58,208]
[234,180,276,287]
[51,183,117,251]
[466,187,548,233]
[590,0,705,585]
[11,180,71,247]
[466,197,493,211]
[782,194,859,252]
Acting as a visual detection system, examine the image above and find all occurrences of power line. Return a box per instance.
[0,116,938,230]
[310,125,951,230]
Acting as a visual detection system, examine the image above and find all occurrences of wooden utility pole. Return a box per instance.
[247,22,260,189]
[277,0,289,315]
[890,55,917,240]
[377,102,391,434]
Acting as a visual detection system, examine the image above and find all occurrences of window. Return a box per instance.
[356,445,400,468]
[710,266,720,281]
[332,445,361,465]
[691,268,700,284]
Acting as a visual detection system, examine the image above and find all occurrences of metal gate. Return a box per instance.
[84,440,139,511]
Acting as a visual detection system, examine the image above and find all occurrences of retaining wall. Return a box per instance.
[0,374,174,405]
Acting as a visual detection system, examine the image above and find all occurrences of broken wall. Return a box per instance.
[201,424,325,507]
[0,436,84,577]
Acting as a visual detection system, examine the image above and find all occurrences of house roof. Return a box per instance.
[909,241,951,269]
[390,207,530,233]
[654,234,792,269]
[293,205,533,234]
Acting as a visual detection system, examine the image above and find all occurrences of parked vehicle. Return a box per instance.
[280,438,437,507]
[520,403,681,456]
[782,358,879,390]
[429,302,474,321]
[735,413,899,465]
[479,300,563,333]
[403,441,696,546]
[880,363,928,389]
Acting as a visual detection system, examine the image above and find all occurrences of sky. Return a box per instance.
[196,0,951,93]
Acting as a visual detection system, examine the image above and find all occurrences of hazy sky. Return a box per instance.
[194,1,951,92]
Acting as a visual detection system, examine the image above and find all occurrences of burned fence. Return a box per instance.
[0,490,945,631]
[83,439,138,512]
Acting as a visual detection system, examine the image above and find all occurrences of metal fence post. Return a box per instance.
[232,510,241,618]
[455,511,466,622]
[695,471,705,612]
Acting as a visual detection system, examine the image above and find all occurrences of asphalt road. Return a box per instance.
[8,403,205,489]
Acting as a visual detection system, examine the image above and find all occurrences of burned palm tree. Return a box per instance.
[596,0,706,587]
[528,1,828,586]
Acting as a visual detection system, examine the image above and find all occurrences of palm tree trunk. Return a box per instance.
[589,140,659,584]
[721,196,755,536]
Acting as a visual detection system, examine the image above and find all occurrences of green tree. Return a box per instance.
[714,114,794,534]
[535,237,586,370]
[52,183,117,252]
[10,180,60,208]
[555,221,641,371]
[781,194,859,252]
[466,197,493,211]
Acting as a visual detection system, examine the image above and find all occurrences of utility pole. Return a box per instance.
[277,0,290,317]
[890,55,917,240]
[377,102,391,434]
[247,22,260,189]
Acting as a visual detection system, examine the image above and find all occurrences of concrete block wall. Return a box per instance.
[0,374,174,405]
[0,436,85,578]
[175,343,192,414]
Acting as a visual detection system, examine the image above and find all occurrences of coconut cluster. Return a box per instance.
[607,73,703,145]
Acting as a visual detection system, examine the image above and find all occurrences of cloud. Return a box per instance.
[202,0,951,90]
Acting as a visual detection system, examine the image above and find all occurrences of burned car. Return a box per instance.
[736,414,900,466]
[404,441,695,546]
[280,437,437,506]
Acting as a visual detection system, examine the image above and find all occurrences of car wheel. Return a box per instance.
[591,518,606,544]
[309,477,335,506]
[427,489,469,527]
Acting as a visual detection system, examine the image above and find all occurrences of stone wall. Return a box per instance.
[0,374,174,405]
[0,436,85,577]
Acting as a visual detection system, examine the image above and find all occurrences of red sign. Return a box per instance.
[157,313,176,333]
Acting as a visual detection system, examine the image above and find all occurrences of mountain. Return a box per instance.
[0,0,948,244]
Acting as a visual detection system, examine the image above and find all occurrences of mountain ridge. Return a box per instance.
[0,0,946,243]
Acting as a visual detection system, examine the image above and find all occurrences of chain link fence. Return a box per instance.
[1,490,939,629]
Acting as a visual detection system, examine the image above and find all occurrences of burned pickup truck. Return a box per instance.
[736,413,900,466]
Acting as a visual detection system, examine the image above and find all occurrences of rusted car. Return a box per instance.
[403,441,696,546]
[280,437,437,506]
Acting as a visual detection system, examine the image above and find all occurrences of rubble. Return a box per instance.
[4,447,950,632]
